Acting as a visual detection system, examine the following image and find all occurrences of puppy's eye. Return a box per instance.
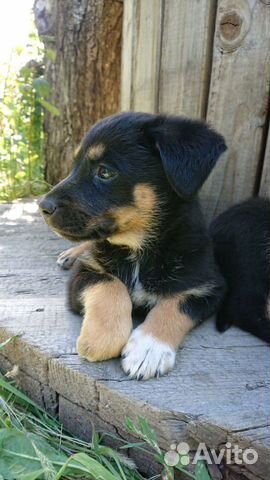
[96,166,117,180]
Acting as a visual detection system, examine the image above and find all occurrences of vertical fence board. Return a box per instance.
[201,0,270,220]
[121,0,270,216]
[259,131,270,197]
[121,0,137,111]
[158,0,216,118]
[121,0,163,112]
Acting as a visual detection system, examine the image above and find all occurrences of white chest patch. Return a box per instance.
[130,262,158,308]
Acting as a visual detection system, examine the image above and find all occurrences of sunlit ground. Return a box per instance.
[0,200,38,223]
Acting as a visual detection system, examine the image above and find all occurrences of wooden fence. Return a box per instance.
[120,0,270,220]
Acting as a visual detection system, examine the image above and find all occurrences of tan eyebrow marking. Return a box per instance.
[74,143,82,157]
[87,143,106,161]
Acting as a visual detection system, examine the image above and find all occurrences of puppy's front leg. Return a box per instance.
[78,278,133,361]
[57,241,92,269]
[122,297,194,380]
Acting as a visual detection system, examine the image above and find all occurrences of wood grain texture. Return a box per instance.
[59,396,118,442]
[121,0,137,111]
[0,201,269,479]
[121,0,163,112]
[58,395,163,477]
[201,0,270,219]
[158,0,216,118]
[0,355,58,415]
[34,0,123,184]
[259,128,270,197]
[0,201,69,295]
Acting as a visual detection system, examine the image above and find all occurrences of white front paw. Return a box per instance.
[57,248,76,269]
[121,328,176,380]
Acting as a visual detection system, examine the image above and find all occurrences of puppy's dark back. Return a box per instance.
[210,197,270,342]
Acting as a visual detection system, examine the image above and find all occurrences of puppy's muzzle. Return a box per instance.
[39,194,87,240]
[39,197,57,217]
[39,194,116,241]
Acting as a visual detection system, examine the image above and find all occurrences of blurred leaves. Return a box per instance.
[37,99,60,117]
[44,49,57,62]
[0,28,58,201]
[32,77,50,98]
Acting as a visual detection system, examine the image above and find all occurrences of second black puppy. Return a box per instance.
[39,112,226,380]
[210,197,270,343]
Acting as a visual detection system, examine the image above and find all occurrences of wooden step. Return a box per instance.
[0,201,269,479]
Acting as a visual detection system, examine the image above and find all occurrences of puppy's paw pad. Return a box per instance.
[76,336,97,362]
[121,329,175,380]
[57,249,76,269]
[77,333,125,362]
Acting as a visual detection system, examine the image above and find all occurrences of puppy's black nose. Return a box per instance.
[39,197,57,216]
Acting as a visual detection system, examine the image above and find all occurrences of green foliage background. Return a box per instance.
[0,30,58,202]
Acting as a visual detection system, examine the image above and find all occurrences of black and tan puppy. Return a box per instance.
[39,112,226,379]
[210,197,270,343]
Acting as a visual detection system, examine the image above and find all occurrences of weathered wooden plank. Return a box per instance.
[121,0,163,112]
[0,355,58,415]
[0,238,66,256]
[0,297,81,382]
[158,0,216,118]
[49,355,109,412]
[0,201,269,480]
[97,344,269,432]
[259,128,270,197]
[120,0,137,111]
[189,422,270,480]
[0,201,70,294]
[58,396,119,444]
[0,259,67,272]
[228,427,270,480]
[58,396,162,477]
[0,272,67,298]
[48,320,269,443]
[201,0,270,220]
[0,334,50,385]
[49,330,270,479]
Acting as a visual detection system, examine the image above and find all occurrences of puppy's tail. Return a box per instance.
[216,292,270,343]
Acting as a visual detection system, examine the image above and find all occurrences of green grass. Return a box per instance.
[0,338,212,480]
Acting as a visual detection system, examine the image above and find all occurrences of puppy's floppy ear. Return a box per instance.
[144,116,227,197]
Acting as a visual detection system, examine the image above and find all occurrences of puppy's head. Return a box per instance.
[39,113,226,249]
